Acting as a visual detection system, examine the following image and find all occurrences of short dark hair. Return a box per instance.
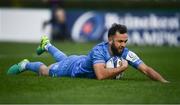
[108,23,127,38]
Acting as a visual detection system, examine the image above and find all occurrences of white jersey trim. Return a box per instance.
[126,51,140,63]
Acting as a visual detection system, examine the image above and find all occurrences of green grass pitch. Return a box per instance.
[0,41,180,104]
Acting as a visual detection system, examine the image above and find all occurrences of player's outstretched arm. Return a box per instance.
[137,63,169,83]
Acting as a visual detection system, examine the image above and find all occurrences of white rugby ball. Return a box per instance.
[106,56,124,79]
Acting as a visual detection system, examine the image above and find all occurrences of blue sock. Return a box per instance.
[46,44,67,62]
[25,62,43,74]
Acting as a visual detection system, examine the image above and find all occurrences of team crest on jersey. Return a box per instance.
[126,51,139,62]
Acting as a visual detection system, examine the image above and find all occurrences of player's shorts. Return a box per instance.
[48,55,80,77]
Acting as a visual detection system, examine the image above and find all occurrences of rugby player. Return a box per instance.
[7,23,169,83]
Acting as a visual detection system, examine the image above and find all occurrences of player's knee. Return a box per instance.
[39,65,49,76]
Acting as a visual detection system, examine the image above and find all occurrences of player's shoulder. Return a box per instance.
[90,42,109,56]
[95,42,108,47]
[92,42,108,51]
[122,48,140,62]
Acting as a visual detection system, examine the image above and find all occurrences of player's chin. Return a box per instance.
[118,48,123,52]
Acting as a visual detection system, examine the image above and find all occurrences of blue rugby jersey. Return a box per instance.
[69,42,143,78]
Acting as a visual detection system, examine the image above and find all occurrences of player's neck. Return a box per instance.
[108,44,114,57]
[108,44,123,56]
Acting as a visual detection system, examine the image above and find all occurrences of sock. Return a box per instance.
[20,62,28,70]
[45,44,67,62]
[25,62,43,73]
[45,43,52,51]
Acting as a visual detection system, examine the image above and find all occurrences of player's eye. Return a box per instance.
[125,40,128,43]
[118,40,124,43]
[120,40,128,43]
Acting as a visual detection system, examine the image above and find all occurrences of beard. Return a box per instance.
[111,42,123,56]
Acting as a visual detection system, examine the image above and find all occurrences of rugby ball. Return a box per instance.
[106,56,124,79]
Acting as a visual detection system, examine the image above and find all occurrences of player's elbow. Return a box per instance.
[97,77,103,80]
[97,77,106,80]
[96,75,105,80]
[96,73,107,80]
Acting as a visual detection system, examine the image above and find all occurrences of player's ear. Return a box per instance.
[108,36,113,44]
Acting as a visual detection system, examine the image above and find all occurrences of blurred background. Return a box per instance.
[0,0,180,46]
[0,1,180,104]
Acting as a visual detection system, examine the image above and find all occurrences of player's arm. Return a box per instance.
[137,63,169,83]
[93,60,128,80]
[126,50,169,83]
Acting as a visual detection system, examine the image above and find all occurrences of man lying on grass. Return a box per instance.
[7,23,169,83]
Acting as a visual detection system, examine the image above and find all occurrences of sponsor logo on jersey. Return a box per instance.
[126,51,139,62]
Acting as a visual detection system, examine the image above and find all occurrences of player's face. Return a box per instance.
[110,32,128,55]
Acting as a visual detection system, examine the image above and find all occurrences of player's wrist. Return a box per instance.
[117,65,128,72]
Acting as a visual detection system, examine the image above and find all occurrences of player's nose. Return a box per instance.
[121,42,126,47]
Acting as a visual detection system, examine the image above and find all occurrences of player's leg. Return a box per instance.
[39,64,49,76]
[45,43,68,62]
[48,57,76,77]
[7,59,49,76]
[36,36,67,62]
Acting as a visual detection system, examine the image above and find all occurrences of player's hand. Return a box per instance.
[119,59,128,71]
[162,80,170,83]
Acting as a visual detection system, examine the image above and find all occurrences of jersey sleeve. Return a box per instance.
[91,48,106,65]
[125,51,143,69]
